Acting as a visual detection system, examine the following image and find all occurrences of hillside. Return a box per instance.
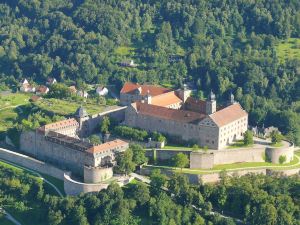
[0,0,299,144]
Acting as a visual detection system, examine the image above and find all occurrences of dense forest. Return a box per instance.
[0,0,299,144]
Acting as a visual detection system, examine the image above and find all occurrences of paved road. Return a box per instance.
[0,159,63,197]
[1,208,22,225]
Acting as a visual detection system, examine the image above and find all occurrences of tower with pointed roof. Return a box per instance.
[205,91,217,115]
[75,106,89,137]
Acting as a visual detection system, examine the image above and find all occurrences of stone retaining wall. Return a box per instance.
[64,172,109,195]
[140,166,299,184]
[145,149,191,162]
[266,141,294,164]
[83,166,113,183]
[0,147,65,180]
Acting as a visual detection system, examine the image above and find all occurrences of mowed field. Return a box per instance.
[276,38,300,63]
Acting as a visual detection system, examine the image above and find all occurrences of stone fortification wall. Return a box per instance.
[20,131,90,177]
[84,166,113,183]
[20,131,37,157]
[266,141,294,164]
[64,172,134,195]
[213,148,265,165]
[190,152,214,169]
[0,147,65,180]
[86,107,126,134]
[145,149,191,162]
[64,172,109,195]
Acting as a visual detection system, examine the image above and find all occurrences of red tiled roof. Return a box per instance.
[39,118,79,133]
[185,97,207,113]
[209,103,248,127]
[151,91,182,107]
[30,95,41,102]
[133,102,206,123]
[86,139,128,154]
[120,82,170,96]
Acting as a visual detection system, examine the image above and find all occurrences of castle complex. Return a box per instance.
[122,82,248,149]
[20,106,129,183]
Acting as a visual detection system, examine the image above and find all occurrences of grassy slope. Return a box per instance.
[0,93,31,132]
[33,98,104,116]
[0,160,65,195]
[0,160,65,225]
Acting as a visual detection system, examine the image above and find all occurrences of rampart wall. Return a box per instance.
[64,172,109,195]
[84,166,113,183]
[0,147,65,180]
[266,141,294,164]
[140,166,299,184]
[145,149,191,162]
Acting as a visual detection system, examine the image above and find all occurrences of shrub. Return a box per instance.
[243,130,254,145]
[151,131,166,143]
[270,130,283,144]
[279,155,286,164]
[114,126,148,141]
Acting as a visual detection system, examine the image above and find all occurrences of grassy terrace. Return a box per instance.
[33,98,104,116]
[0,93,31,110]
[162,145,193,150]
[270,142,284,147]
[276,38,300,63]
[146,150,300,175]
[226,140,253,149]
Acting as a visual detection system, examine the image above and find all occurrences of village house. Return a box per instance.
[20,79,36,93]
[96,86,108,96]
[46,77,57,86]
[119,60,137,68]
[36,85,49,95]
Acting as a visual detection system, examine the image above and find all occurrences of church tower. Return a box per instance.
[205,91,217,115]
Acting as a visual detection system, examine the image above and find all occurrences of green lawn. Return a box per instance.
[34,98,104,116]
[0,93,31,110]
[163,145,192,150]
[270,142,284,147]
[114,46,136,56]
[0,93,31,131]
[227,140,252,149]
[145,151,300,175]
[276,38,300,63]
[212,156,298,170]
[0,108,19,132]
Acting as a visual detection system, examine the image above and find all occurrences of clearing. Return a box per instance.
[275,38,300,63]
